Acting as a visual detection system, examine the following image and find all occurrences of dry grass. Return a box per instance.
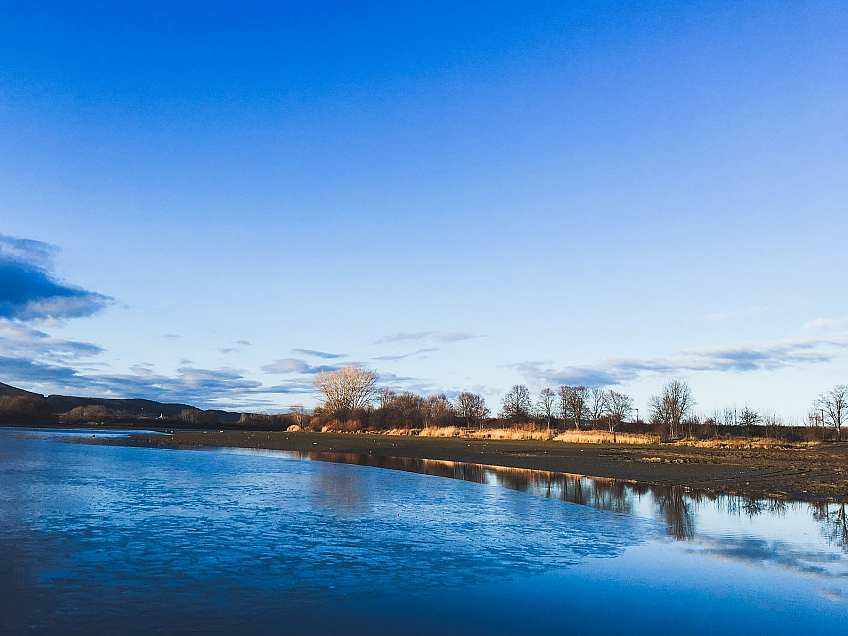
[673,437,807,449]
[419,426,464,437]
[321,419,362,433]
[419,426,554,440]
[467,427,554,440]
[406,426,659,443]
[553,430,660,444]
[382,428,419,436]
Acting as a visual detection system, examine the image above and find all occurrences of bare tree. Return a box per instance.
[605,390,633,432]
[537,388,557,432]
[500,385,532,423]
[422,393,454,426]
[63,404,112,424]
[589,387,607,426]
[288,404,308,428]
[648,380,695,439]
[456,392,490,430]
[738,406,759,437]
[376,388,396,409]
[559,385,588,430]
[313,366,378,414]
[394,392,425,427]
[816,385,848,441]
[176,408,219,425]
[762,411,782,440]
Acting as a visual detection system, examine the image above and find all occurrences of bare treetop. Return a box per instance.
[313,366,378,413]
[500,384,532,423]
[559,385,588,430]
[456,392,489,430]
[816,385,848,441]
[649,379,695,439]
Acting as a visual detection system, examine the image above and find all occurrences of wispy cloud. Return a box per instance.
[690,534,847,581]
[803,316,848,331]
[376,371,442,395]
[703,306,773,322]
[372,348,439,361]
[0,352,297,409]
[510,334,848,388]
[292,348,348,359]
[375,331,483,345]
[163,334,183,341]
[0,321,103,362]
[0,234,113,322]
[261,358,342,375]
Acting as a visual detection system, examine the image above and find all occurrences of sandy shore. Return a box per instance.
[82,430,848,501]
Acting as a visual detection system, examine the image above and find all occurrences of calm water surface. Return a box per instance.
[1,428,847,634]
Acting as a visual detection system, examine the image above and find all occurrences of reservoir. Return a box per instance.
[1,428,847,634]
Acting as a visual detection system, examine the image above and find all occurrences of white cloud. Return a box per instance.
[510,333,848,388]
[803,316,848,331]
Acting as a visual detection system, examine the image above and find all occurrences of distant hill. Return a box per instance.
[0,382,44,399]
[0,381,243,423]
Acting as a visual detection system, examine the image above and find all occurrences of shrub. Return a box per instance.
[0,396,53,422]
[60,405,112,424]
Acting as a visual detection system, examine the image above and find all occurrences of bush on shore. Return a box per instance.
[0,395,54,423]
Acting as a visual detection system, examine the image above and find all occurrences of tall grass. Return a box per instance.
[672,437,818,449]
[553,430,660,444]
[418,426,659,444]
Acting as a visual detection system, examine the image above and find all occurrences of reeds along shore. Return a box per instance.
[303,424,825,447]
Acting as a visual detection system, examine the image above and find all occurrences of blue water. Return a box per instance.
[1,429,847,634]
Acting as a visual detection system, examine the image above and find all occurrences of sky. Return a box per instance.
[1,1,847,420]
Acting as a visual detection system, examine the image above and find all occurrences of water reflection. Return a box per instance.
[653,487,695,540]
[3,430,848,634]
[813,503,848,551]
[292,451,846,546]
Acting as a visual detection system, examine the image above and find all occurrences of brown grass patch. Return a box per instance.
[673,437,802,449]
[553,430,660,444]
[419,426,464,437]
[321,419,362,433]
[467,427,554,440]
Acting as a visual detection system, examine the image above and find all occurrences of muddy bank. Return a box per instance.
[78,430,848,501]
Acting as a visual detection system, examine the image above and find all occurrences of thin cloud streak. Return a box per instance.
[511,334,848,388]
[292,348,348,359]
[0,321,104,362]
[375,331,483,345]
[804,316,848,331]
[261,358,342,375]
[372,348,439,361]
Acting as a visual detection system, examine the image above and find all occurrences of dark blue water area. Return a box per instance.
[1,429,847,634]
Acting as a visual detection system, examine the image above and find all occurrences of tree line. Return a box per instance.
[2,366,844,441]
[299,366,848,441]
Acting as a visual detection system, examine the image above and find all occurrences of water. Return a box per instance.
[1,429,847,634]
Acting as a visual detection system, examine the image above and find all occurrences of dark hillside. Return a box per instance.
[0,382,44,399]
[0,382,242,423]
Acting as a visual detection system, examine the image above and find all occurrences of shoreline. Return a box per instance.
[68,428,848,501]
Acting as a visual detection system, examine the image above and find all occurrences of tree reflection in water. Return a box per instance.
[292,451,847,548]
[651,486,696,540]
[293,452,690,536]
[812,502,848,551]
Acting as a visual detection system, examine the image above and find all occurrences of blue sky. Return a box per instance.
[2,1,846,419]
